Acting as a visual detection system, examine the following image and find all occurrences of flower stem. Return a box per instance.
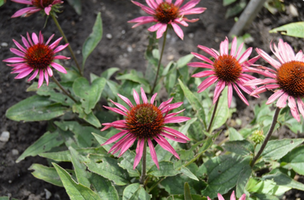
[50,13,82,76]
[51,76,78,103]
[250,107,281,167]
[207,98,220,132]
[139,140,147,184]
[150,30,167,94]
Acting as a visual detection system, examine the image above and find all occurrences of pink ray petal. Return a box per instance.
[110,134,132,154]
[192,70,215,78]
[46,34,55,45]
[297,97,304,119]
[140,87,148,104]
[118,94,133,108]
[53,44,69,53]
[266,89,284,105]
[197,76,218,93]
[179,0,200,12]
[235,42,244,59]
[227,83,233,107]
[192,52,214,64]
[154,136,180,159]
[133,138,144,169]
[256,48,281,69]
[171,22,184,40]
[288,96,300,122]
[238,47,252,63]
[161,132,188,143]
[232,83,249,105]
[54,55,70,60]
[276,92,288,108]
[11,0,33,5]
[213,80,225,104]
[150,93,158,104]
[217,193,225,200]
[147,22,163,32]
[133,89,140,104]
[11,7,38,18]
[44,70,49,86]
[239,194,246,200]
[230,191,236,200]
[14,68,33,79]
[146,0,157,9]
[50,62,67,74]
[119,136,137,157]
[27,69,38,81]
[220,37,229,55]
[110,99,129,113]
[38,70,44,88]
[188,62,214,69]
[180,7,206,15]
[198,45,218,59]
[230,37,237,56]
[174,0,184,7]
[156,24,167,39]
[13,39,26,52]
[32,32,39,44]
[158,97,173,110]
[39,31,44,44]
[3,57,26,63]
[47,66,53,77]
[148,139,159,169]
[164,116,190,124]
[104,106,127,116]
[44,6,52,15]
[10,48,25,57]
[102,130,129,145]
[49,37,63,49]
[163,127,190,141]
[131,0,155,15]
[27,32,33,46]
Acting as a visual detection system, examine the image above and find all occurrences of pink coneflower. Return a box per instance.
[207,191,246,200]
[3,31,69,88]
[128,0,206,40]
[11,0,63,18]
[188,37,260,107]
[101,88,190,169]
[245,39,304,122]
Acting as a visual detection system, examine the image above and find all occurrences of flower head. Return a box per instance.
[245,39,304,122]
[3,31,69,88]
[11,0,63,18]
[207,191,246,200]
[128,0,206,40]
[188,37,260,107]
[101,88,191,169]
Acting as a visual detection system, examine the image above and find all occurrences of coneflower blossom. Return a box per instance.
[11,0,63,18]
[207,191,246,200]
[128,0,206,40]
[101,88,191,169]
[3,31,69,88]
[188,37,260,107]
[245,39,304,122]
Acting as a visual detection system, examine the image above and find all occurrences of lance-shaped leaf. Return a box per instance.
[29,164,63,187]
[122,183,150,200]
[6,95,68,122]
[82,12,103,67]
[270,22,304,38]
[281,145,304,175]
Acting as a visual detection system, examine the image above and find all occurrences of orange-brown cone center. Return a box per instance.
[25,43,54,70]
[126,103,164,139]
[213,54,242,82]
[155,2,179,24]
[32,0,54,8]
[277,61,304,97]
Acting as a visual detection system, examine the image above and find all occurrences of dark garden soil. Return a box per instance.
[1,0,304,199]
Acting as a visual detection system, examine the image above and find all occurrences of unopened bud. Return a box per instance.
[250,130,265,145]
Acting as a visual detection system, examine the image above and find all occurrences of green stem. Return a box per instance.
[139,140,147,184]
[207,97,220,132]
[150,30,167,94]
[51,13,82,76]
[250,107,281,167]
[51,76,78,103]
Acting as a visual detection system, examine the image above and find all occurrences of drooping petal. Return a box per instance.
[163,126,190,141]
[232,83,249,106]
[131,0,155,15]
[266,89,284,105]
[164,116,191,124]
[192,70,215,78]
[297,97,304,119]
[197,76,218,93]
[154,136,180,159]
[38,69,44,88]
[198,45,218,59]
[148,139,159,169]
[118,94,134,108]
[50,62,67,74]
[227,82,233,108]
[276,92,288,108]
[156,24,167,39]
[192,52,214,64]
[133,139,145,169]
[213,80,225,104]
[288,96,300,122]
[171,22,184,40]
[102,130,129,145]
[256,48,281,69]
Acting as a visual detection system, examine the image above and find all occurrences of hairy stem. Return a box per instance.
[151,30,167,94]
[51,76,78,103]
[250,107,281,167]
[51,13,82,76]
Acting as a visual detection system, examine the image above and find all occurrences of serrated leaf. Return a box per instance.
[72,104,101,128]
[281,145,304,175]
[53,163,101,200]
[6,95,68,122]
[270,22,304,38]
[148,161,179,177]
[89,173,119,200]
[82,12,103,67]
[263,171,304,191]
[123,183,150,200]
[16,131,64,163]
[29,164,63,187]
[224,140,253,156]
[260,138,304,161]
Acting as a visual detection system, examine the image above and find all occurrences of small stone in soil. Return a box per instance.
[106,33,112,39]
[0,131,10,142]
[12,149,19,156]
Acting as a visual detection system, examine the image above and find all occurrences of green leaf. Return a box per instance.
[270,22,304,38]
[184,182,193,200]
[281,145,304,175]
[53,163,101,200]
[236,162,252,198]
[116,72,150,93]
[72,104,101,128]
[147,161,179,177]
[225,0,246,18]
[228,127,243,141]
[247,178,290,196]
[178,79,206,128]
[263,171,304,191]
[0,0,6,7]
[176,54,194,68]
[85,157,129,186]
[16,131,64,163]
[73,77,106,114]
[66,0,81,15]
[89,173,119,200]
[209,87,230,132]
[162,174,200,195]
[199,154,250,198]
[6,95,68,122]
[224,140,253,156]
[180,166,199,181]
[101,67,120,79]
[29,164,63,187]
[123,183,150,200]
[82,12,103,67]
[0,197,17,200]
[223,0,237,6]
[260,139,304,161]
[69,147,91,187]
